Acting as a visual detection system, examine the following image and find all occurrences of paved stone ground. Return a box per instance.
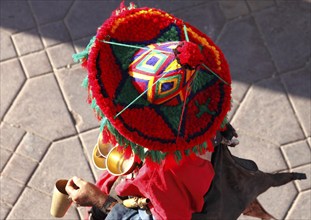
[0,0,310,219]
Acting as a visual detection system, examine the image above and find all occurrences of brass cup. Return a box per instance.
[106,146,136,176]
[92,144,107,170]
[97,133,114,158]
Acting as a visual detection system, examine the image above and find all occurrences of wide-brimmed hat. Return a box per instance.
[74,3,231,164]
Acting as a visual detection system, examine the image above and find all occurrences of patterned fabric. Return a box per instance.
[129,42,196,105]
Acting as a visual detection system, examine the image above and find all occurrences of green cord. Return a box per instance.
[183,24,189,42]
[201,63,229,85]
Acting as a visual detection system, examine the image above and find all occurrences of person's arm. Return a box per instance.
[65,176,118,220]
[65,176,108,208]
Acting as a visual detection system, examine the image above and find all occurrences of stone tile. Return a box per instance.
[39,21,71,47]
[137,0,205,13]
[287,190,311,220]
[174,2,226,41]
[16,132,50,162]
[4,74,76,141]
[80,129,102,180]
[47,42,76,69]
[227,99,239,121]
[0,122,25,151]
[0,59,26,119]
[232,78,305,145]
[231,80,250,103]
[0,0,36,33]
[292,164,311,192]
[65,1,120,40]
[282,67,311,136]
[29,0,74,25]
[28,136,94,194]
[0,202,11,220]
[2,153,38,184]
[229,133,287,172]
[281,141,311,168]
[55,66,99,132]
[0,176,24,205]
[6,187,79,220]
[20,51,52,78]
[247,0,275,11]
[11,29,44,56]
[218,16,275,85]
[276,0,311,4]
[0,148,12,172]
[219,0,249,19]
[254,1,310,72]
[0,29,16,61]
[257,182,297,219]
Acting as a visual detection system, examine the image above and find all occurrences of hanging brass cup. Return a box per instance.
[106,146,136,176]
[92,144,107,170]
[97,132,114,157]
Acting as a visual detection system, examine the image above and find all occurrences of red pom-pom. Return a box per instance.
[175,41,204,69]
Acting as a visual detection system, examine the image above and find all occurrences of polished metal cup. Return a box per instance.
[106,146,136,176]
[92,144,107,170]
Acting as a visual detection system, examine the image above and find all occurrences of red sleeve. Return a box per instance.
[96,170,119,194]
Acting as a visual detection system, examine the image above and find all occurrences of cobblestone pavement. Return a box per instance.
[0,0,310,219]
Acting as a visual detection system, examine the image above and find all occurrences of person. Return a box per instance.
[65,3,306,220]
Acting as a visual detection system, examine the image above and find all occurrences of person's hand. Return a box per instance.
[65,176,107,208]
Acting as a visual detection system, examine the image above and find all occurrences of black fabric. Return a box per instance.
[231,155,258,172]
[89,206,107,220]
[192,144,306,220]
[220,123,237,140]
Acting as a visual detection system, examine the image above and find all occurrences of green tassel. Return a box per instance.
[129,142,136,149]
[138,146,146,160]
[220,115,228,129]
[91,99,97,109]
[184,149,191,156]
[131,144,139,155]
[105,120,128,146]
[175,150,182,161]
[202,142,207,149]
[161,151,167,160]
[72,36,96,62]
[149,151,156,163]
[148,150,166,163]
[192,146,198,154]
[131,145,146,161]
[90,98,104,118]
[99,117,107,132]
[81,76,89,88]
[95,105,101,116]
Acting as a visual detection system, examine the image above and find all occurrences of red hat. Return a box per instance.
[74,3,231,164]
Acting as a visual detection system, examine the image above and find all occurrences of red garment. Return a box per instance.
[96,155,214,220]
